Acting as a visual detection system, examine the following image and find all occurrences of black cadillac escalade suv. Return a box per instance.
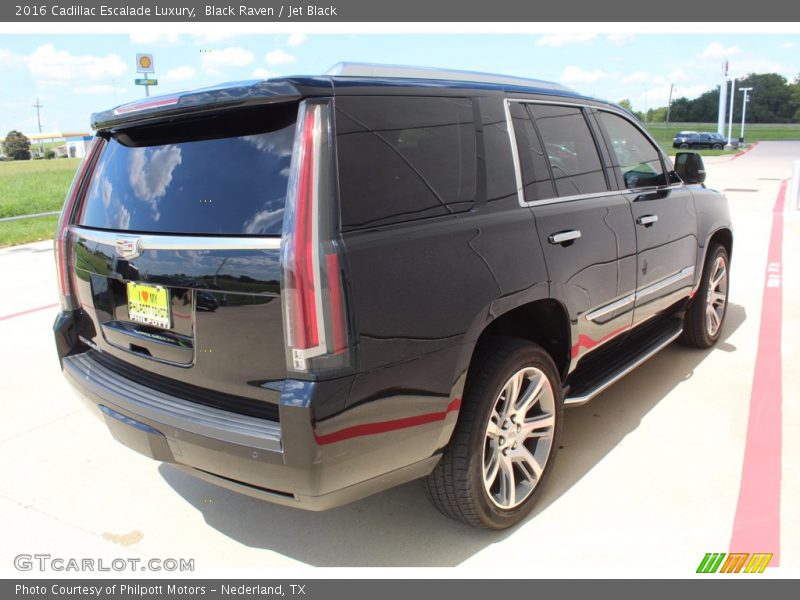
[54,63,732,529]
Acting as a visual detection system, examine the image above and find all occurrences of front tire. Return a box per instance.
[679,143,689,149]
[680,244,730,348]
[425,338,563,529]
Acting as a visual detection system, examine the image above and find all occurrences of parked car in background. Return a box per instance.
[54,63,733,529]
[673,131,736,150]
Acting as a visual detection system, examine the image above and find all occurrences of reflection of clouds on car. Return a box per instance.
[128,144,183,220]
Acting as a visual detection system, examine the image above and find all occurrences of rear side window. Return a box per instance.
[597,111,667,189]
[528,104,607,197]
[335,96,477,231]
[79,106,297,235]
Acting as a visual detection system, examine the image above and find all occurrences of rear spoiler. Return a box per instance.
[91,77,331,130]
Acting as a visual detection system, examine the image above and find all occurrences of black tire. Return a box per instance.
[425,337,564,529]
[712,143,723,150]
[679,244,730,348]
[679,143,689,149]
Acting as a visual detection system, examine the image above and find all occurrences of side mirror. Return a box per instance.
[674,151,706,185]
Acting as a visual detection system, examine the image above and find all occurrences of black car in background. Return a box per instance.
[673,131,736,149]
[54,63,733,529]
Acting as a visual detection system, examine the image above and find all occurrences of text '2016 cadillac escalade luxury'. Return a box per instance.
[53,63,732,529]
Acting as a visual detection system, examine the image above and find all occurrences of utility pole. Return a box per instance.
[32,97,44,157]
[726,78,736,149]
[644,86,648,124]
[665,84,674,127]
[739,87,753,145]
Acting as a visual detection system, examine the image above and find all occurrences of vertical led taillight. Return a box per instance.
[55,137,105,312]
[281,100,351,374]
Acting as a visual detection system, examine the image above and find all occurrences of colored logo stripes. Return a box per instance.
[697,552,773,573]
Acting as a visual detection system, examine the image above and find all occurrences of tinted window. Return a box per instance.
[598,111,667,189]
[79,107,296,235]
[509,103,555,202]
[528,104,607,197]
[336,96,476,230]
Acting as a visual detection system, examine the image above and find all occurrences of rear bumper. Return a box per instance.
[58,323,447,510]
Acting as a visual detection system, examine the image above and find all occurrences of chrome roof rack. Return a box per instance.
[325,62,574,92]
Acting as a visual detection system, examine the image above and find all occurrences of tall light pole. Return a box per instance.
[726,77,736,149]
[739,87,753,145]
[644,86,648,124]
[717,60,729,136]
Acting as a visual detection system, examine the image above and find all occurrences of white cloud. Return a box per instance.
[192,32,237,45]
[780,41,795,49]
[162,66,196,83]
[129,32,182,45]
[699,42,741,61]
[560,66,610,85]
[73,84,118,95]
[252,68,276,79]
[265,49,296,66]
[536,34,597,47]
[287,33,308,47]
[27,44,126,83]
[607,34,635,45]
[0,48,25,70]
[622,71,650,85]
[201,46,254,74]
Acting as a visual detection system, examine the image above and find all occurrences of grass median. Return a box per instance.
[0,158,80,247]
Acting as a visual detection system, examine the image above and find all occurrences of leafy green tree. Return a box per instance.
[734,73,793,123]
[2,130,31,160]
[618,98,634,112]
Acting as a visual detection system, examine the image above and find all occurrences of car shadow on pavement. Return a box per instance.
[159,303,746,567]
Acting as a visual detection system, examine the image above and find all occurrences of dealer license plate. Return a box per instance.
[126,282,171,329]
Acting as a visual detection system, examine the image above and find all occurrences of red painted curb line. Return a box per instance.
[729,179,786,565]
[0,303,59,322]
[729,141,759,161]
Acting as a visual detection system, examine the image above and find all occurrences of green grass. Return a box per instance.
[0,158,79,247]
[0,158,80,218]
[644,122,800,154]
[0,215,58,247]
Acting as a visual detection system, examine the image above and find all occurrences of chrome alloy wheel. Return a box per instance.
[482,367,556,510]
[705,255,728,337]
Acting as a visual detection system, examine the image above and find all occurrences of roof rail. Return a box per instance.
[325,62,574,92]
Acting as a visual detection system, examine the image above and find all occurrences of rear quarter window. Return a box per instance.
[78,106,297,235]
[335,96,477,231]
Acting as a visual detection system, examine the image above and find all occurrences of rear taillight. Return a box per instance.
[281,100,351,374]
[55,137,104,311]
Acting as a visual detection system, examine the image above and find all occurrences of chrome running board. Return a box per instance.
[564,326,683,407]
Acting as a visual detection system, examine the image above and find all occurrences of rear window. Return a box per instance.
[79,106,297,235]
[335,96,477,231]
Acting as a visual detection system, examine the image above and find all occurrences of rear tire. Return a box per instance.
[679,143,689,149]
[425,338,563,529]
[679,244,730,348]
[712,143,723,150]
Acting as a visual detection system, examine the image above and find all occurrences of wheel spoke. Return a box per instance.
[711,291,726,306]
[707,304,721,333]
[501,373,523,417]
[498,454,516,507]
[711,265,727,289]
[511,445,543,482]
[484,444,501,487]
[486,411,503,439]
[515,373,545,416]
[520,413,555,438]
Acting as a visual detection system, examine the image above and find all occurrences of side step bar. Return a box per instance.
[564,324,683,407]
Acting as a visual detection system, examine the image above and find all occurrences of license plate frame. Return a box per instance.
[126,282,172,329]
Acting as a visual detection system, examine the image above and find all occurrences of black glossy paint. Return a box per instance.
[56,74,733,509]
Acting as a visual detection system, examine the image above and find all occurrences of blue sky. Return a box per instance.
[0,33,797,135]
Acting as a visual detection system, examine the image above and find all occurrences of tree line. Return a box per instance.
[620,72,800,123]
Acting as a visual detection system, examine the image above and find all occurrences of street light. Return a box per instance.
[739,87,753,145]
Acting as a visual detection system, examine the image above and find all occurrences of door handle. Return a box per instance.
[548,230,581,245]
[636,214,658,227]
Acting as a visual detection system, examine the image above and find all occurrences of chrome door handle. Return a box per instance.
[548,230,581,245]
[636,214,658,226]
